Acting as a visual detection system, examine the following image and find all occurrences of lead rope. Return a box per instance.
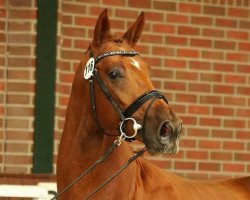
[83,147,147,200]
[50,139,123,200]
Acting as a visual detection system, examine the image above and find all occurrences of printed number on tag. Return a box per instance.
[84,58,95,79]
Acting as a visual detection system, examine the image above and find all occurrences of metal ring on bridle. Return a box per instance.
[119,118,142,139]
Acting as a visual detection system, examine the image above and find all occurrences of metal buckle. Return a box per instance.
[119,118,142,141]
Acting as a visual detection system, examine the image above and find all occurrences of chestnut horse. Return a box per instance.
[57,9,250,200]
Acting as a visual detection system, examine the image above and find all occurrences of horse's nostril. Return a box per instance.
[160,122,173,138]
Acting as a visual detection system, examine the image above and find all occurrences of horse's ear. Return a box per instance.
[123,12,145,47]
[93,9,110,46]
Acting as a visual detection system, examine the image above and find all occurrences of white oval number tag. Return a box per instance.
[84,57,95,79]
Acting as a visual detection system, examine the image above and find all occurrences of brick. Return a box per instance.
[179,3,201,14]
[212,107,234,116]
[224,96,246,106]
[174,161,196,170]
[216,18,237,28]
[129,0,151,8]
[153,24,175,34]
[214,40,236,50]
[202,51,224,60]
[191,38,211,48]
[223,163,245,172]
[151,69,173,79]
[165,36,187,46]
[201,73,222,82]
[5,155,32,165]
[8,57,35,67]
[176,71,198,81]
[178,26,200,36]
[180,116,197,125]
[164,81,186,91]
[7,82,34,92]
[235,153,250,161]
[228,8,249,18]
[191,16,213,26]
[177,49,199,58]
[8,0,32,7]
[6,143,30,153]
[239,20,250,29]
[235,131,250,140]
[238,42,250,51]
[62,26,86,37]
[180,138,197,148]
[167,13,188,24]
[9,45,31,56]
[223,141,245,150]
[6,118,30,129]
[152,46,174,56]
[237,86,250,95]
[9,9,36,19]
[144,11,164,22]
[7,69,31,80]
[189,61,211,70]
[204,5,225,16]
[6,130,33,140]
[164,59,186,69]
[188,105,210,115]
[200,118,221,127]
[213,63,235,72]
[8,21,32,32]
[7,107,33,116]
[213,84,235,94]
[62,2,88,14]
[59,73,74,83]
[141,34,164,44]
[199,140,221,149]
[202,28,224,38]
[187,128,209,137]
[237,65,250,73]
[227,30,248,40]
[199,162,221,171]
[7,94,31,104]
[224,119,245,128]
[187,151,208,160]
[171,104,185,113]
[211,152,232,161]
[189,83,211,93]
[236,109,250,118]
[154,1,176,11]
[8,33,36,44]
[226,74,246,84]
[175,93,197,102]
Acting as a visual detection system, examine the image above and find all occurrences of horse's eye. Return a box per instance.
[108,70,120,79]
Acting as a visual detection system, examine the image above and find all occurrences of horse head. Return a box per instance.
[83,9,183,155]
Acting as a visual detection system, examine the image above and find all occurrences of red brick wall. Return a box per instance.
[1,0,250,180]
[55,1,250,180]
[0,0,36,173]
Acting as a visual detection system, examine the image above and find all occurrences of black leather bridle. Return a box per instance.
[84,49,169,141]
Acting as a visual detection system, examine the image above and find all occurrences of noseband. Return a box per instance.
[84,50,168,141]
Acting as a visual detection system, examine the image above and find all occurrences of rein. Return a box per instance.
[53,50,169,199]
